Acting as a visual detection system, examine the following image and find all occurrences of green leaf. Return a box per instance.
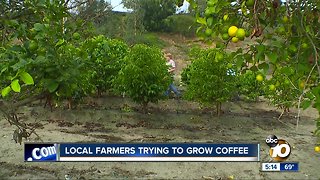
[47,80,59,93]
[311,86,320,97]
[244,53,253,63]
[281,67,294,75]
[7,20,19,27]
[240,1,249,16]
[316,119,320,129]
[187,0,197,9]
[196,17,207,25]
[236,56,244,68]
[196,26,204,34]
[250,66,258,71]
[34,23,44,31]
[301,99,312,110]
[255,45,265,61]
[55,39,65,47]
[36,55,46,63]
[11,59,28,71]
[258,62,269,72]
[1,86,11,97]
[266,52,278,64]
[314,102,320,112]
[11,79,21,92]
[305,91,315,100]
[305,25,314,35]
[206,17,213,27]
[20,72,34,85]
[1,67,8,75]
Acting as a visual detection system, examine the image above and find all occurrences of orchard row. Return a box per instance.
[0,28,314,117]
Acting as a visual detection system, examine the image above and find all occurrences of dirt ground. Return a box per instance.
[1,35,319,180]
[0,95,319,180]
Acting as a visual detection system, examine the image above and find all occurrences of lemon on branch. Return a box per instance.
[222,26,229,34]
[288,44,297,55]
[301,43,308,49]
[205,28,213,36]
[246,0,254,7]
[228,26,238,37]
[299,80,305,89]
[277,26,286,35]
[282,16,289,23]
[29,40,38,51]
[222,33,229,40]
[256,74,263,82]
[236,28,246,40]
[73,32,81,40]
[269,84,276,91]
[231,37,239,43]
[215,52,224,61]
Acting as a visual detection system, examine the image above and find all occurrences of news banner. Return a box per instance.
[24,135,299,172]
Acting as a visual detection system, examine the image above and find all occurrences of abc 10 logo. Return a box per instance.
[266,135,291,161]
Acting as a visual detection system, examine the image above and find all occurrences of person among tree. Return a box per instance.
[164,53,181,97]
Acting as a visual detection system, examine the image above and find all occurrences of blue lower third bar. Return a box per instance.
[280,162,299,171]
[58,143,260,162]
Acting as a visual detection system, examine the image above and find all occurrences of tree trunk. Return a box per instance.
[0,94,45,143]
[67,97,72,109]
[141,102,148,114]
[216,102,222,117]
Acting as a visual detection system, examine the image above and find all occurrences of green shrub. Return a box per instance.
[114,44,171,112]
[81,35,129,94]
[163,14,196,37]
[124,33,166,48]
[185,48,237,116]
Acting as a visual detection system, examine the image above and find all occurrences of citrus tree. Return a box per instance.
[81,35,129,95]
[0,0,90,143]
[113,44,171,112]
[184,48,237,116]
[185,0,320,137]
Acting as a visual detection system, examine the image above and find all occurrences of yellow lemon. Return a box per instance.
[269,84,276,91]
[228,26,238,37]
[299,81,305,89]
[256,74,263,82]
[231,37,239,43]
